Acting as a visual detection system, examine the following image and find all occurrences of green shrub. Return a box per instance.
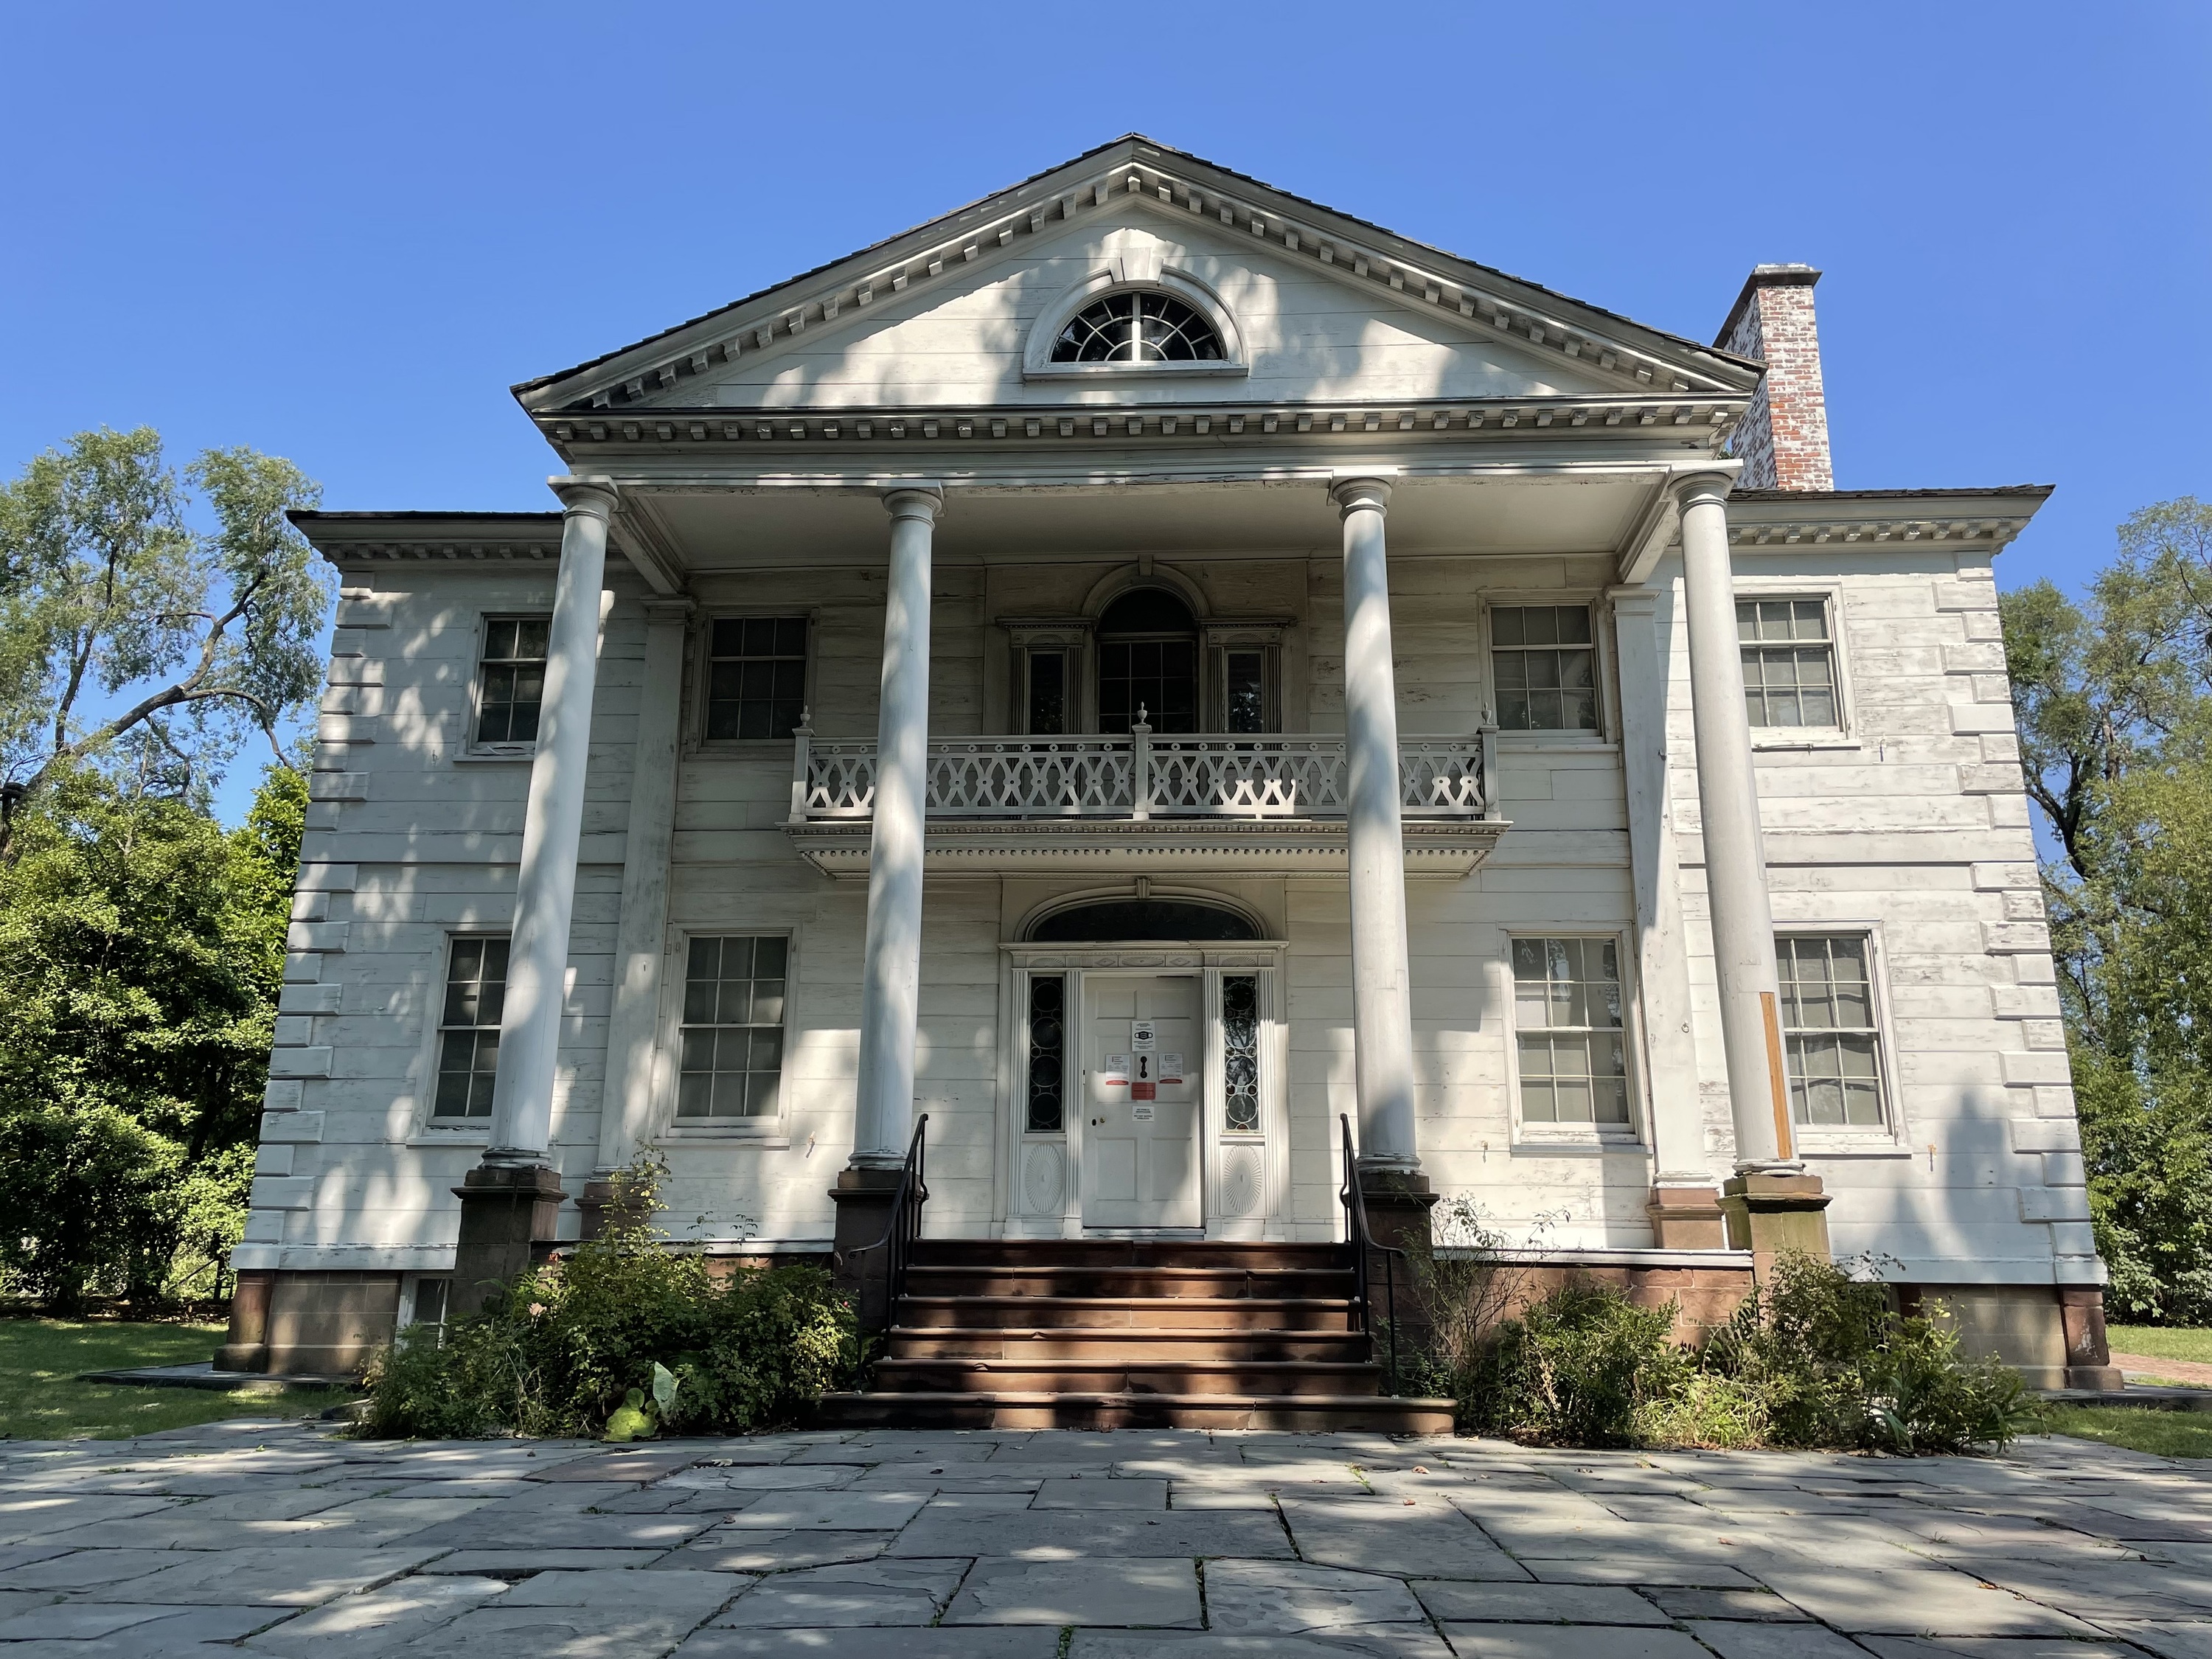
[1459,1280,1688,1447]
[361,1160,858,1439]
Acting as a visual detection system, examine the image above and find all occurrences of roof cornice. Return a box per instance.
[1724,485,2053,550]
[516,136,1762,416]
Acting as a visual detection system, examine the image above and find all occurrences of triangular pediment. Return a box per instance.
[517,137,1759,417]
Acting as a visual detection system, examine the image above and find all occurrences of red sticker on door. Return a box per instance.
[1132,1081,1156,1101]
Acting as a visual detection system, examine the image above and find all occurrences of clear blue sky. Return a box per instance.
[5,2,2207,818]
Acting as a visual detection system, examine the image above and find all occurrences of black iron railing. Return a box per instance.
[1339,1113,1406,1397]
[851,1114,928,1378]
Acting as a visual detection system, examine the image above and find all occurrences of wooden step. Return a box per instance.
[894,1295,1358,1332]
[868,1358,1387,1397]
[913,1239,1348,1271]
[815,1390,1455,1433]
[886,1326,1368,1363]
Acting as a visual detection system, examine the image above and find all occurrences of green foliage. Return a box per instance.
[2003,497,2212,1324]
[0,1318,355,1440]
[361,1159,860,1440]
[0,763,301,1308]
[1428,1249,2033,1455]
[1458,1281,1687,1447]
[0,428,331,818]
[2042,1404,2212,1460]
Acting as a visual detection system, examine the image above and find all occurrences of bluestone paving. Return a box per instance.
[7,1420,2211,1656]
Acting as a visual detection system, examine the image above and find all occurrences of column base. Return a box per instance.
[2059,1285,2119,1389]
[1646,1184,1728,1250]
[1718,1169,1832,1279]
[451,1164,566,1317]
[830,1167,906,1332]
[574,1174,655,1242]
[213,1267,275,1373]
[1356,1169,1440,1256]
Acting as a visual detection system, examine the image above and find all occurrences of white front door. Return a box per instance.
[1081,974,1203,1229]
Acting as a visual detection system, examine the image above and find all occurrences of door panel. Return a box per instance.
[1081,974,1203,1229]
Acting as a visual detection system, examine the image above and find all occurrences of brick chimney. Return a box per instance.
[1716,265,1833,491]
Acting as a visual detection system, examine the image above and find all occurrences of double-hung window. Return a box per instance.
[676,936,789,1121]
[475,619,549,745]
[1776,935,1888,1127]
[1512,937,1630,1127]
[1738,598,1840,728]
[433,937,507,1119]
[705,618,809,740]
[1492,605,1599,732]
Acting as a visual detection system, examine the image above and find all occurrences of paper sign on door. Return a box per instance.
[1131,1020,1157,1053]
[1101,1055,1131,1088]
[1131,1051,1156,1102]
[1158,1053,1185,1085]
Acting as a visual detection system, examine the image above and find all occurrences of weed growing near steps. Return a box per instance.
[359,1157,858,1439]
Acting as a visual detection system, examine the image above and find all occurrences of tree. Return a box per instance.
[0,762,303,1308]
[0,428,332,846]
[2003,496,2212,1321]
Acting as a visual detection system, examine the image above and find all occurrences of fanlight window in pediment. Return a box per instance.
[1028,899,1259,943]
[1051,291,1224,364]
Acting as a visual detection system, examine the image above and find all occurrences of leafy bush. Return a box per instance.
[1413,1222,2037,1455]
[361,1161,858,1439]
[1458,1280,1688,1447]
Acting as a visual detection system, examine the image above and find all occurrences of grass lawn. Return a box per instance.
[2106,1325,2212,1365]
[2042,1405,2212,1460]
[0,1318,358,1441]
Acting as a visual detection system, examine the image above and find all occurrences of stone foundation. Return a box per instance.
[1899,1283,2099,1392]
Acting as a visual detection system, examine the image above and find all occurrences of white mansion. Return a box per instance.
[218,138,2113,1396]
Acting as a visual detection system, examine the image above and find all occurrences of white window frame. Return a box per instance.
[1021,262,1249,382]
[1735,585,1860,750]
[654,927,799,1143]
[1773,923,1908,1155]
[1481,595,1615,747]
[692,611,818,754]
[1503,930,1646,1148]
[465,613,553,759]
[408,928,509,1143]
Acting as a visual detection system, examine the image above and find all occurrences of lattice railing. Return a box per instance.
[790,725,1493,823]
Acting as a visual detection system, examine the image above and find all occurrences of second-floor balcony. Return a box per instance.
[784,722,1508,877]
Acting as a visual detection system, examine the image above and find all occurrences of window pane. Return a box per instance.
[1028,652,1067,735]
[1226,650,1265,734]
[1026,974,1065,1134]
[677,934,790,1122]
[1778,934,1886,1127]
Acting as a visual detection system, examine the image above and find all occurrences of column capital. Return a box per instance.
[639,595,696,626]
[549,476,619,518]
[1329,474,1394,517]
[881,483,945,524]
[1668,462,1742,510]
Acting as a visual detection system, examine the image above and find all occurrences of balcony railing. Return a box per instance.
[788,722,1496,824]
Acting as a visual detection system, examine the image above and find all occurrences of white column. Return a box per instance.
[596,597,693,1173]
[1332,476,1419,1172]
[1609,586,1708,1183]
[485,478,616,1167]
[1675,469,1792,1169]
[850,484,943,1169]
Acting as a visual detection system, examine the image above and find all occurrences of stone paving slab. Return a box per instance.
[10,1420,2212,1657]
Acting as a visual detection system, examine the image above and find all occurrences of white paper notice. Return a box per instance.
[1158,1052,1186,1085]
[1101,1054,1131,1087]
[1133,1104,1155,1121]
[1131,1020,1157,1053]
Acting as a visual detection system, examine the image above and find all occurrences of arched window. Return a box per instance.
[1096,588,1198,734]
[1051,291,1224,364]
[1028,899,1259,943]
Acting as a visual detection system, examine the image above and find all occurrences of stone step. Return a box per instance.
[867,1357,1387,1397]
[814,1390,1455,1433]
[902,1265,1353,1301]
[912,1239,1348,1271]
[894,1295,1358,1332]
[886,1326,1369,1363]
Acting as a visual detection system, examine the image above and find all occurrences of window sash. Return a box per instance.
[1492,606,1599,732]
[1737,599,1840,728]
[704,617,809,741]
[675,935,790,1121]
[1511,936,1629,1126]
[434,937,508,1119]
[1025,974,1065,1134]
[1776,934,1888,1127]
[476,618,549,745]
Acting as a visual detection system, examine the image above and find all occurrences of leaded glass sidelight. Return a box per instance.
[1223,975,1261,1133]
[1051,291,1224,363]
[1026,975,1065,1133]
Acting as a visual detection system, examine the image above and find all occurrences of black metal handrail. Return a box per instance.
[851,1113,928,1378]
[1339,1113,1406,1397]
